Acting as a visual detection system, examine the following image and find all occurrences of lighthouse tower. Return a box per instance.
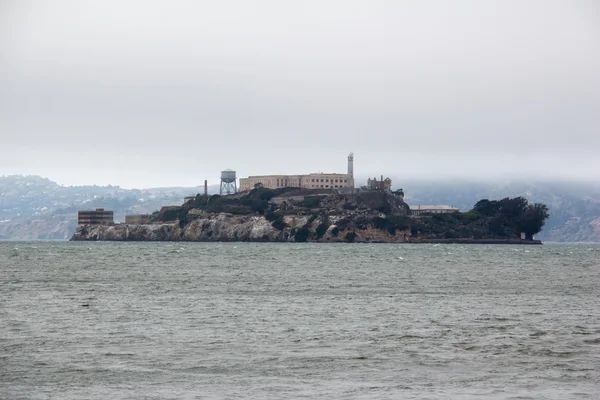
[347,152,354,177]
[347,152,354,188]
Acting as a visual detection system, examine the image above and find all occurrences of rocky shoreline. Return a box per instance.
[70,216,541,244]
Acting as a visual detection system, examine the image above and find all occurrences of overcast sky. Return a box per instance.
[1,1,599,188]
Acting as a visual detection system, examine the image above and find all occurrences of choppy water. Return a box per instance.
[1,242,599,399]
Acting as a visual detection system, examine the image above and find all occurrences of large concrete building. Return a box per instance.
[239,153,355,192]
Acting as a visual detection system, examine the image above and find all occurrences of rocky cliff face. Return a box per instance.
[71,213,412,243]
[71,216,284,242]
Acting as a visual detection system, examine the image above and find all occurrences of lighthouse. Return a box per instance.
[347,152,354,177]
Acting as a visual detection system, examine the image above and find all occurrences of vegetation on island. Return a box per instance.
[471,197,550,240]
[145,187,550,243]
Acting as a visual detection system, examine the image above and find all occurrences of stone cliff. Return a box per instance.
[72,213,422,243]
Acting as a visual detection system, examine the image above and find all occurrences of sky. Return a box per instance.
[1,0,599,189]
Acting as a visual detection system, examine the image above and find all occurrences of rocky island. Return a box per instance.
[71,188,548,244]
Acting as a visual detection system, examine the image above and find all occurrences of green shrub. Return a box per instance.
[371,215,410,234]
[387,215,411,231]
[271,217,286,230]
[222,205,251,215]
[315,222,329,238]
[258,189,277,201]
[376,203,392,214]
[159,208,183,222]
[372,217,387,229]
[455,212,481,223]
[431,213,452,221]
[343,203,357,210]
[185,195,209,209]
[335,217,350,230]
[300,196,321,208]
[444,230,458,239]
[354,216,370,230]
[265,211,278,221]
[250,199,268,214]
[295,226,310,242]
[345,232,357,243]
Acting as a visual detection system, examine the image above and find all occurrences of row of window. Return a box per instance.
[310,184,343,189]
[311,178,347,183]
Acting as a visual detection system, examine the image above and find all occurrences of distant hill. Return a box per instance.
[0,175,218,240]
[1,175,599,241]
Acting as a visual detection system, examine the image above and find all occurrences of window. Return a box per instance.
[312,179,314,182]
[344,179,347,183]
[335,179,338,183]
[321,185,324,188]
[326,179,329,182]
[321,179,324,182]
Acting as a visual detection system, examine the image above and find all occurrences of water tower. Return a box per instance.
[220,169,237,195]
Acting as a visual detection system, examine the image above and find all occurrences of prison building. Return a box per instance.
[238,153,355,192]
[239,173,353,192]
[77,208,114,225]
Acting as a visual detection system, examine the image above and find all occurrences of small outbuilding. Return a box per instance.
[78,208,114,225]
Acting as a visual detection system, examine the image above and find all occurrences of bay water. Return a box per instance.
[1,242,599,399]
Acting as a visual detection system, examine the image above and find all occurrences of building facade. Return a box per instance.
[239,173,354,191]
[238,153,355,192]
[78,208,114,225]
[366,176,392,192]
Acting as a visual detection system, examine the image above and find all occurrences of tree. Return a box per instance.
[470,197,550,239]
[471,199,499,216]
[271,217,286,230]
[315,217,330,238]
[498,197,529,218]
[517,203,550,239]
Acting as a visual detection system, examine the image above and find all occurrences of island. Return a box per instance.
[71,187,549,244]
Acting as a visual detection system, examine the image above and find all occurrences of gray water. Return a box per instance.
[1,242,599,399]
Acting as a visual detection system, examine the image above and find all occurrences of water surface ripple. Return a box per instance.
[1,242,599,399]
